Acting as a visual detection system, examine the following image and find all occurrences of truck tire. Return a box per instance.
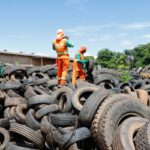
[92,100,150,150]
[112,117,148,150]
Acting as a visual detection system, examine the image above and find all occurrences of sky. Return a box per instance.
[0,0,150,58]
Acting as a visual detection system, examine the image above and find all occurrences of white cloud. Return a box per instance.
[118,33,127,37]
[141,34,150,39]
[73,32,85,36]
[65,25,112,34]
[64,0,89,10]
[120,40,134,49]
[66,21,150,36]
[88,34,111,42]
[116,22,150,30]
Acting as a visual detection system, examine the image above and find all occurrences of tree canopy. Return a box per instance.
[96,43,150,69]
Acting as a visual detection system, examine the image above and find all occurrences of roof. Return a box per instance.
[0,50,56,59]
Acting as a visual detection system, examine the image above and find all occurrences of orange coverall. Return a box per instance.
[72,51,86,85]
[53,38,74,85]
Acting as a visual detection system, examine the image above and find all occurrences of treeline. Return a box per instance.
[96,43,150,69]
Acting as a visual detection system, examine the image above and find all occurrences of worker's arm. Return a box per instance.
[78,59,89,69]
[78,59,89,64]
[75,54,89,64]
[66,40,74,48]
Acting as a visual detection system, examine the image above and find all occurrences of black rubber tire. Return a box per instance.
[0,127,10,149]
[4,107,11,119]
[92,99,150,150]
[134,122,150,150]
[91,94,139,143]
[27,67,41,76]
[112,117,148,150]
[6,89,20,97]
[0,118,10,129]
[98,68,120,77]
[75,79,98,89]
[5,96,21,107]
[46,69,57,77]
[72,86,99,111]
[118,82,132,90]
[27,94,56,108]
[0,81,22,90]
[32,72,46,79]
[25,109,40,130]
[49,113,78,127]
[6,142,39,150]
[46,79,58,88]
[34,77,49,86]
[40,116,51,136]
[33,86,47,95]
[0,90,6,102]
[112,117,149,150]
[24,86,37,100]
[94,74,119,87]
[87,59,94,74]
[0,104,3,113]
[133,80,145,89]
[35,104,59,119]
[3,65,26,76]
[15,103,27,124]
[10,123,44,149]
[53,127,91,148]
[79,88,111,126]
[53,86,73,113]
[9,106,16,119]
[46,132,57,148]
[40,65,54,73]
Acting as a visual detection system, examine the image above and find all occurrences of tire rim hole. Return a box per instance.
[117,113,138,126]
[0,133,4,144]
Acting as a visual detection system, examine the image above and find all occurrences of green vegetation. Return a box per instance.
[85,56,95,60]
[96,43,150,69]
[119,70,132,82]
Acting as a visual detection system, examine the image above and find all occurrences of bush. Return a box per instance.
[119,70,132,82]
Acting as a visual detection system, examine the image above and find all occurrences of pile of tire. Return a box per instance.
[0,64,149,149]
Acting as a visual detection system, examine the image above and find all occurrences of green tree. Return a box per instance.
[96,42,150,69]
[96,48,121,69]
[129,43,150,67]
[85,56,95,60]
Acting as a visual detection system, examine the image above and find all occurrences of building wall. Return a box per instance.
[0,53,56,66]
[0,54,14,64]
[15,55,32,65]
[43,58,55,65]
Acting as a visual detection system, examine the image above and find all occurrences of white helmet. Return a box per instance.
[57,29,64,35]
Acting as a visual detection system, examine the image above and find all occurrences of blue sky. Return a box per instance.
[0,0,150,58]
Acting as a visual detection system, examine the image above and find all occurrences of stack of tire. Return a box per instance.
[0,64,148,149]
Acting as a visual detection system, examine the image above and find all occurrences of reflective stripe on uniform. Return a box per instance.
[57,51,68,55]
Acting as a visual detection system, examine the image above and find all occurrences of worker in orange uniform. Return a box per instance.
[53,29,74,86]
[72,46,89,85]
